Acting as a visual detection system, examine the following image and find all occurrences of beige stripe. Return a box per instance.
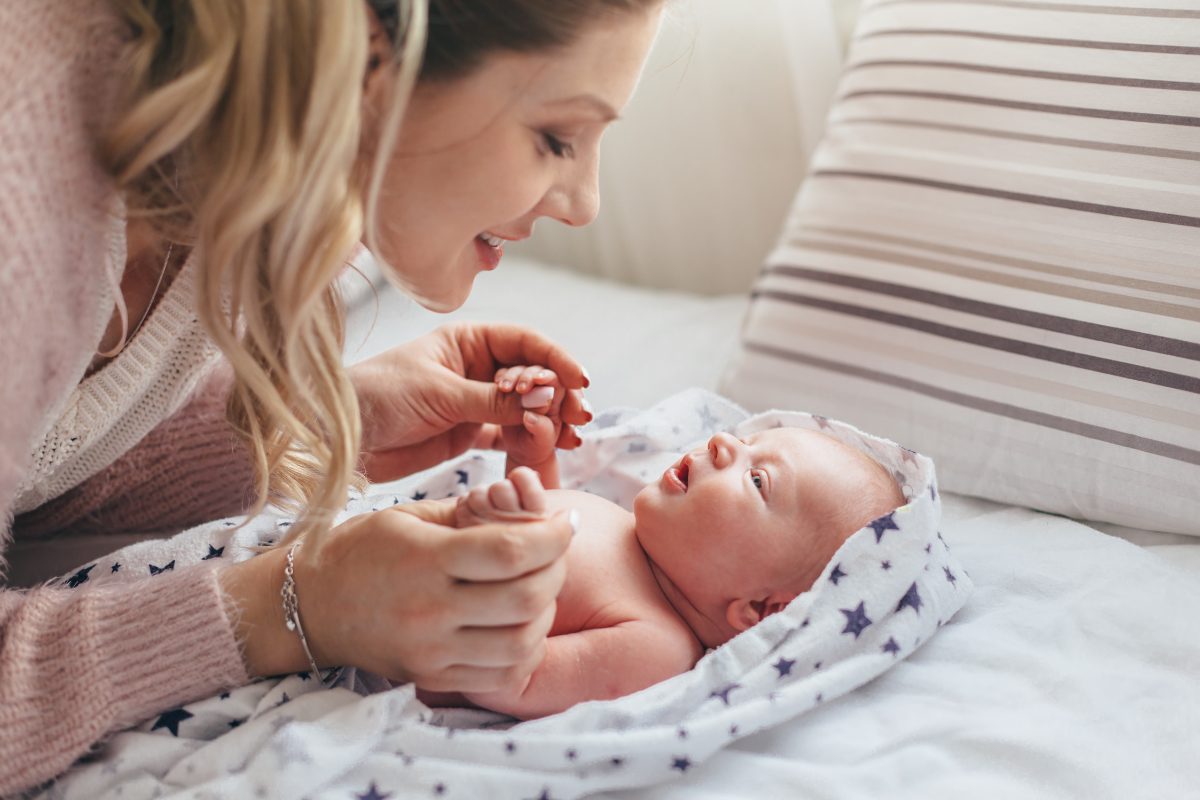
[813,169,1200,227]
[839,90,1200,128]
[858,28,1200,55]
[800,222,1200,298]
[846,59,1200,92]
[769,312,1200,430]
[871,0,1200,19]
[782,235,1200,316]
[742,338,1200,466]
[833,117,1200,162]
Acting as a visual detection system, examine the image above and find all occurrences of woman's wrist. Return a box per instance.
[218,547,312,678]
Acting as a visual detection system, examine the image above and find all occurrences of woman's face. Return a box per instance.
[364,7,664,311]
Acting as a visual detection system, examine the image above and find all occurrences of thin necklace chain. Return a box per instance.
[129,240,174,342]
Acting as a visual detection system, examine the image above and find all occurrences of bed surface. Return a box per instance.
[356,259,1200,797]
[19,257,1200,797]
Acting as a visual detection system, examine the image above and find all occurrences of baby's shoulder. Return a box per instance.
[543,489,682,630]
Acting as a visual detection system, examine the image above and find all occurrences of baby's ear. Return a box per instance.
[725,591,799,632]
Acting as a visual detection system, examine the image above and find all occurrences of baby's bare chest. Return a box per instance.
[543,490,677,636]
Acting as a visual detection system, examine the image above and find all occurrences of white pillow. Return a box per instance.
[720,0,1200,535]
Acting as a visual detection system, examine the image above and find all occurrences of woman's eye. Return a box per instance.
[541,132,575,159]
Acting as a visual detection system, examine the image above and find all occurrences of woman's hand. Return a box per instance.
[350,323,592,482]
[221,499,574,692]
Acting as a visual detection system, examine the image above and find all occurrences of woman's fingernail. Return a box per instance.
[568,509,580,536]
[581,368,591,388]
[522,385,555,409]
[581,397,594,421]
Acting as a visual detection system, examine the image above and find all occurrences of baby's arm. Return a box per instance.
[494,365,565,489]
[463,619,701,720]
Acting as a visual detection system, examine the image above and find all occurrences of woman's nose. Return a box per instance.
[538,157,600,228]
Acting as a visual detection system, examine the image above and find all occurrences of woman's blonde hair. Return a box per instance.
[98,0,656,550]
[99,0,427,548]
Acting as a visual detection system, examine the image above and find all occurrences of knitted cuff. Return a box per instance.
[0,561,249,794]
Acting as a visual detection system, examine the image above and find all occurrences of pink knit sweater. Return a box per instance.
[0,1,256,793]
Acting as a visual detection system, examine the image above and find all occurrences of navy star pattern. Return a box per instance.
[67,564,95,588]
[867,512,900,543]
[47,398,968,795]
[896,583,923,614]
[151,708,193,737]
[840,602,873,639]
[356,783,390,800]
[709,683,741,706]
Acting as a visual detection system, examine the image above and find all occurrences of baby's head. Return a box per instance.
[632,427,904,649]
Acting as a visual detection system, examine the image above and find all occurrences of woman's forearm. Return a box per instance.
[0,562,248,796]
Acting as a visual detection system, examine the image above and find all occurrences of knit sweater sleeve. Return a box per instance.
[0,1,252,794]
[0,564,250,796]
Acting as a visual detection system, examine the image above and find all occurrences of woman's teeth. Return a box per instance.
[479,233,503,249]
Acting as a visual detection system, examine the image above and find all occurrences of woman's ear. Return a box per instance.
[363,4,393,88]
[725,591,799,632]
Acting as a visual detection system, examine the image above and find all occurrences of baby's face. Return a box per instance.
[633,427,899,641]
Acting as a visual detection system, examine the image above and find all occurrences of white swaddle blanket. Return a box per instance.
[36,390,971,800]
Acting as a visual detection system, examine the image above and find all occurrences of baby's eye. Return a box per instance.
[751,470,766,494]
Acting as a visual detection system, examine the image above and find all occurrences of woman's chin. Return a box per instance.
[409,276,477,314]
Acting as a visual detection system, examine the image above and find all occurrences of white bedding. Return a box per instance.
[36,390,972,800]
[356,259,1200,798]
[28,258,1200,797]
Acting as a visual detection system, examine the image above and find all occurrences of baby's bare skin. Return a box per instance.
[419,368,903,720]
[421,488,702,719]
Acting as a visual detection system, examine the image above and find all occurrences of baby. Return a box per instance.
[420,368,904,720]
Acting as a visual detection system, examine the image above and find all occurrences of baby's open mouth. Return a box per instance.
[666,458,690,492]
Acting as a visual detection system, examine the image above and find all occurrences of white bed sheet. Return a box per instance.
[16,258,1199,797]
[352,258,1200,798]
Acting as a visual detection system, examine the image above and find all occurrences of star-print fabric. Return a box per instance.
[34,389,970,800]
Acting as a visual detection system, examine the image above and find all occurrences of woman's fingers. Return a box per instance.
[560,388,592,427]
[450,323,587,390]
[414,658,543,694]
[450,601,558,666]
[453,558,565,627]
[438,512,574,582]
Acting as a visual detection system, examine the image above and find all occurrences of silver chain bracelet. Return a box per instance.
[281,542,336,684]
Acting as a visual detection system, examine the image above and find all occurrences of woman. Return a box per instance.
[0,0,664,793]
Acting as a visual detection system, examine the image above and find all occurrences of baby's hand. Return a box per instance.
[494,365,565,476]
[456,466,549,528]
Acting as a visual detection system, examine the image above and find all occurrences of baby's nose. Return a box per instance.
[708,432,740,467]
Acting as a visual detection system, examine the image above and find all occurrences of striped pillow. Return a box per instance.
[719,0,1200,535]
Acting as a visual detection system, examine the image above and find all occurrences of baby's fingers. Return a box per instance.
[507,466,548,515]
[494,366,525,392]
